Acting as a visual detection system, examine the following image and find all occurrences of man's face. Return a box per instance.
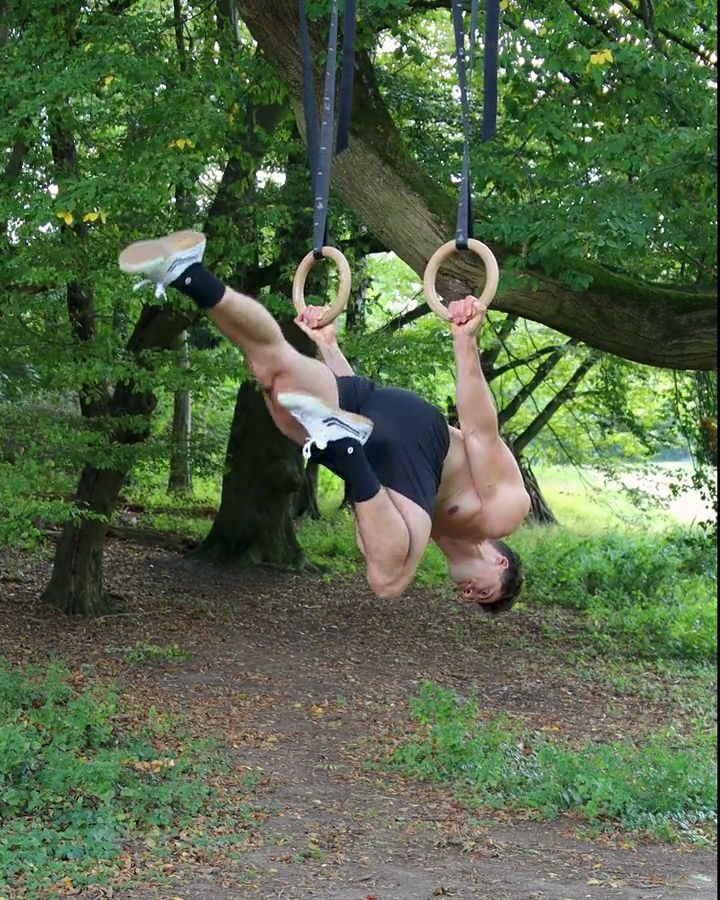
[456,569,504,605]
[451,545,509,606]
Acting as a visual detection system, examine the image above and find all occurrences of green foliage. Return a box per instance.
[0,661,255,896]
[299,507,363,576]
[123,642,194,665]
[299,486,717,664]
[386,683,717,842]
[377,2,717,285]
[0,461,73,551]
[519,526,717,662]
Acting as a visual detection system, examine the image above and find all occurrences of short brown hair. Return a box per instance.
[479,540,523,614]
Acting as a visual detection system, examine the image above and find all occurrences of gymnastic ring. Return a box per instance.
[423,239,500,320]
[292,246,352,326]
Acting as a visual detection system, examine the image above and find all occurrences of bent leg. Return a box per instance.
[354,489,432,598]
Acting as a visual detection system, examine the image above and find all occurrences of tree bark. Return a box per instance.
[167,331,193,496]
[236,0,717,371]
[193,382,305,566]
[195,129,327,563]
[517,456,558,526]
[41,468,127,615]
[294,461,321,519]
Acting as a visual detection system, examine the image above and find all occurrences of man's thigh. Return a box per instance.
[385,487,433,574]
[353,489,432,561]
[259,345,340,444]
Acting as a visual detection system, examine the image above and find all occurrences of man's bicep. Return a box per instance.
[462,432,513,489]
[455,398,500,442]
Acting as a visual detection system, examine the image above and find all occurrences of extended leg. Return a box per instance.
[119,230,339,442]
[207,289,343,442]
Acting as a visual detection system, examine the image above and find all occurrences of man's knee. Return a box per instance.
[367,563,416,599]
[250,344,295,391]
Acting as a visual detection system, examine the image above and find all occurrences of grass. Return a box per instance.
[384,682,717,844]
[0,660,258,896]
[532,461,708,531]
[516,525,717,662]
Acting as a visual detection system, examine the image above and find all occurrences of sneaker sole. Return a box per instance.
[118,230,206,274]
[277,392,374,441]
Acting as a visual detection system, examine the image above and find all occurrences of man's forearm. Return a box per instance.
[453,334,499,438]
[316,340,354,377]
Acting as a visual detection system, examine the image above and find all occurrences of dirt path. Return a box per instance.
[1,544,716,900]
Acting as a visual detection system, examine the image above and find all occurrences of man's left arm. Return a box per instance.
[450,297,501,446]
[449,297,530,529]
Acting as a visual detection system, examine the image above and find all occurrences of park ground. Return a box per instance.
[1,500,717,900]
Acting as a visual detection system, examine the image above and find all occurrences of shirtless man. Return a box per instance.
[119,230,531,611]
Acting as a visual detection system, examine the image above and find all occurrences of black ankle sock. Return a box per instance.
[312,438,381,504]
[170,263,226,310]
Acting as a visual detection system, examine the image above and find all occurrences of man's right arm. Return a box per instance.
[295,306,355,376]
[315,339,355,376]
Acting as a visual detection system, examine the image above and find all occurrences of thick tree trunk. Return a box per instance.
[294,461,321,519]
[519,458,558,526]
[168,331,193,496]
[43,306,191,616]
[41,467,126,615]
[193,383,305,566]
[236,0,717,371]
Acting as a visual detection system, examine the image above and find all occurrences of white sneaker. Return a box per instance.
[119,230,207,298]
[277,393,374,460]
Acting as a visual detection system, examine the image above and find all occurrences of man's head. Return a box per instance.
[448,539,523,614]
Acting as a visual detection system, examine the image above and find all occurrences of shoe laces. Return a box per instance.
[302,433,329,461]
[133,279,167,299]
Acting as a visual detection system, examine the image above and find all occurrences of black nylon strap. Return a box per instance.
[451,0,477,250]
[299,0,320,195]
[298,0,356,259]
[451,0,501,249]
[313,0,341,258]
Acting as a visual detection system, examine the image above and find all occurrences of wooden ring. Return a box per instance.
[423,239,500,320]
[292,246,352,325]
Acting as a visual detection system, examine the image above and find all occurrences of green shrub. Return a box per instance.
[517,527,717,662]
[387,683,717,842]
[0,661,255,896]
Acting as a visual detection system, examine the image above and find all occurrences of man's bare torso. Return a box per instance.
[431,426,530,542]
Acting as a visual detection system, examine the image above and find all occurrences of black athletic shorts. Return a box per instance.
[336,376,450,519]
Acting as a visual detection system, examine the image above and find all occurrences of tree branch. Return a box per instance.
[377,300,429,335]
[490,344,567,380]
[236,0,718,370]
[512,355,598,454]
[616,0,715,63]
[498,340,577,427]
[483,314,519,373]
